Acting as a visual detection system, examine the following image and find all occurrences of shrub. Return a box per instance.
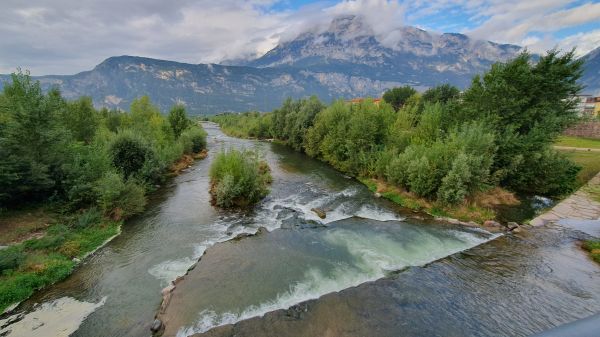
[168,104,191,139]
[438,153,471,205]
[0,247,25,274]
[180,127,207,154]
[209,149,271,207]
[95,172,146,220]
[109,132,153,179]
[73,207,103,229]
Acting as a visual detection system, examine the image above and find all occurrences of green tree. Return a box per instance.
[422,84,460,104]
[63,96,99,144]
[0,71,67,204]
[461,50,583,194]
[109,132,153,179]
[168,104,191,139]
[383,86,417,111]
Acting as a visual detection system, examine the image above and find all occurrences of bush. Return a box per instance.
[95,172,146,219]
[209,149,271,207]
[0,247,25,274]
[180,127,207,154]
[438,153,471,205]
[73,207,103,229]
[109,132,153,179]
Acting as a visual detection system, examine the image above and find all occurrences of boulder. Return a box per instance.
[311,208,326,219]
[483,220,502,228]
[507,222,519,230]
[511,226,523,234]
[374,192,382,198]
[150,319,163,333]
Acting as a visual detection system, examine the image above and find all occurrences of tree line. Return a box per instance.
[0,71,207,217]
[212,50,583,205]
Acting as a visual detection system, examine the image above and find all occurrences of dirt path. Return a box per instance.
[554,146,600,152]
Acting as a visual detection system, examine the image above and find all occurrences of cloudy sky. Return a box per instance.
[1,0,599,75]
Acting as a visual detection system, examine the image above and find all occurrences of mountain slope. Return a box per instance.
[0,15,528,114]
[0,55,405,114]
[581,47,600,95]
[245,15,522,88]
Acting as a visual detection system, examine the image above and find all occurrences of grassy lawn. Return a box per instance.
[556,136,600,149]
[583,240,600,264]
[0,208,121,313]
[562,151,600,186]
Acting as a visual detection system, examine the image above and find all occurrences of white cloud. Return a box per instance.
[0,0,598,75]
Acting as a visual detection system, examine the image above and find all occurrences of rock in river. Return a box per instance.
[311,208,326,219]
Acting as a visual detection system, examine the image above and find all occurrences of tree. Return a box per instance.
[109,132,152,179]
[383,86,417,111]
[168,104,191,139]
[460,50,583,194]
[422,84,460,104]
[63,96,99,144]
[0,71,67,204]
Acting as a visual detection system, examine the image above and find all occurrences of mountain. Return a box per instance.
[0,15,525,114]
[581,47,600,95]
[245,15,522,88]
[0,56,406,114]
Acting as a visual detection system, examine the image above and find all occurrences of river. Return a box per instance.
[1,123,599,337]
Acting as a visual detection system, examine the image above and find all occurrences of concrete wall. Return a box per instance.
[563,121,600,139]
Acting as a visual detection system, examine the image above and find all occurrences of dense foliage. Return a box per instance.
[382,85,417,111]
[209,149,271,208]
[0,71,208,312]
[213,51,583,205]
[0,71,207,214]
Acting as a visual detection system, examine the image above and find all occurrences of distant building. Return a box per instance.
[347,97,382,106]
[574,95,598,116]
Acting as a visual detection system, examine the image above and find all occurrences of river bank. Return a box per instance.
[0,149,208,316]
[2,123,599,337]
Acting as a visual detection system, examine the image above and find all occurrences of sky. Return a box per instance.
[1,0,599,75]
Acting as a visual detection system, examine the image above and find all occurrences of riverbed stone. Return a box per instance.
[311,208,326,219]
[150,319,162,332]
[374,192,382,198]
[507,222,519,230]
[161,284,175,297]
[483,220,502,228]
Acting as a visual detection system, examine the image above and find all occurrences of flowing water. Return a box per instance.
[1,123,599,337]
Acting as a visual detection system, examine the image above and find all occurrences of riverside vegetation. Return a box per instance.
[209,149,272,208]
[0,72,207,312]
[212,51,584,222]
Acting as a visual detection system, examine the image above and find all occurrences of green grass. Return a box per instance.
[562,151,600,186]
[0,215,120,313]
[357,177,495,223]
[583,240,600,264]
[585,185,600,203]
[556,136,600,149]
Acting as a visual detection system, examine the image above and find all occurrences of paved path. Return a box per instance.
[530,172,600,230]
[554,146,600,152]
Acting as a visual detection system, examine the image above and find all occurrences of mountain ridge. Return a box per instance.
[1,15,598,114]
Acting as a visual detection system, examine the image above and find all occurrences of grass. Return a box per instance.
[583,240,600,264]
[555,136,600,149]
[0,209,120,313]
[562,151,600,186]
[358,177,498,224]
[0,206,57,245]
[585,185,600,203]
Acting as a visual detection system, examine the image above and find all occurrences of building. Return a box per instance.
[347,97,382,106]
[574,95,599,116]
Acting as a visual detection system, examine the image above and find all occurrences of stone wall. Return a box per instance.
[563,121,600,139]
